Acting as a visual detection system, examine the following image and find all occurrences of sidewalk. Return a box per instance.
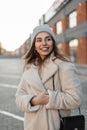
[76,64,87,77]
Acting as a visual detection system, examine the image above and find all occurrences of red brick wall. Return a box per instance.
[61,16,69,31]
[61,42,70,56]
[61,16,70,57]
[77,1,87,64]
[77,38,87,64]
[51,24,56,34]
[77,1,87,24]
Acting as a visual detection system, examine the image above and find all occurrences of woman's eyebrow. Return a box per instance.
[46,36,51,38]
[36,37,41,39]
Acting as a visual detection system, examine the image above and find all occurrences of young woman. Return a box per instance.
[15,24,82,130]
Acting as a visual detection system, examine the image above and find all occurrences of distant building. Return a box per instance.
[39,0,87,64]
[0,42,7,55]
[15,37,31,57]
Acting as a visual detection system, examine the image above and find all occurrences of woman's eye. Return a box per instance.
[36,39,42,42]
[46,38,52,41]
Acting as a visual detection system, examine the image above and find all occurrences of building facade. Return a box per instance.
[39,0,87,64]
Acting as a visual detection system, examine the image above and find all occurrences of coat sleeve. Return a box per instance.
[46,62,82,110]
[15,72,40,112]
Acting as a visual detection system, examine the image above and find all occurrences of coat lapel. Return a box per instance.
[24,65,46,92]
[42,59,58,83]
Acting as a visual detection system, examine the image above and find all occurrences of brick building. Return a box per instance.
[39,0,87,64]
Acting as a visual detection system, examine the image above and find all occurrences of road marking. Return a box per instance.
[0,110,24,121]
[0,83,17,89]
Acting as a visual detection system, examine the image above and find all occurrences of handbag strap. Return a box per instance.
[58,108,81,120]
[52,74,82,117]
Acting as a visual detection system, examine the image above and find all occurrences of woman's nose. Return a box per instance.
[42,39,47,45]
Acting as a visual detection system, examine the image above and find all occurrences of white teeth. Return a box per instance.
[41,48,48,51]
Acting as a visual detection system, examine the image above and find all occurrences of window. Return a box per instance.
[56,21,62,34]
[69,11,77,28]
[69,39,78,62]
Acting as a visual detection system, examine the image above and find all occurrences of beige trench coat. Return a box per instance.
[15,58,82,130]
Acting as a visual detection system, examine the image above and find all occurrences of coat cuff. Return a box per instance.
[27,95,40,112]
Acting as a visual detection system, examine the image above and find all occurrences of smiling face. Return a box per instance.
[35,32,53,60]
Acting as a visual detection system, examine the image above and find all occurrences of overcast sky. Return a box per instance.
[0,0,54,51]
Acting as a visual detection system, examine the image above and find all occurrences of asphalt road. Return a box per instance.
[0,57,87,130]
[0,58,24,130]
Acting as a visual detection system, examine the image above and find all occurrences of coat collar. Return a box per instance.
[40,53,64,83]
[41,59,58,83]
[27,58,58,84]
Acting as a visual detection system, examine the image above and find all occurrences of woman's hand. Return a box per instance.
[30,92,49,106]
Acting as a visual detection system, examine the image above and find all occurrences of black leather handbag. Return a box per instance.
[59,108,85,130]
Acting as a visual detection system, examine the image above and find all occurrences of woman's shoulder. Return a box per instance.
[22,64,31,76]
[54,58,76,70]
[54,58,78,78]
[54,58,69,64]
[21,64,33,79]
